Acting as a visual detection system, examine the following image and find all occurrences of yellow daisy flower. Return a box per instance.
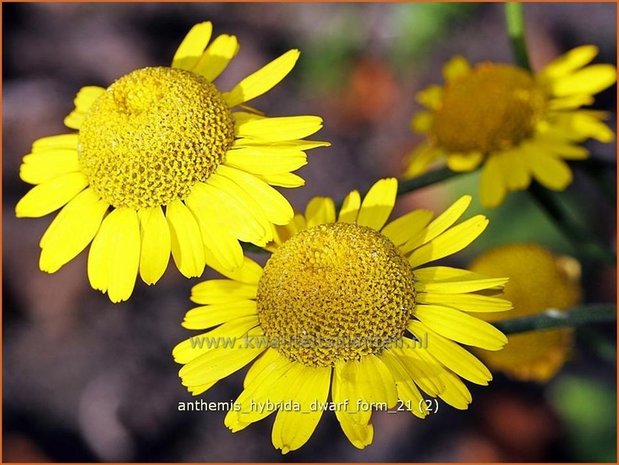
[405,45,617,208]
[15,22,327,302]
[470,243,582,382]
[174,178,511,453]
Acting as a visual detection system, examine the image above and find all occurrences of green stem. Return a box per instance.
[494,303,616,335]
[528,182,616,264]
[505,2,532,71]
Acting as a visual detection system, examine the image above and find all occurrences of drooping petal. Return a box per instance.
[166,199,205,278]
[138,206,170,285]
[403,142,442,178]
[87,208,141,303]
[479,155,507,208]
[446,151,484,172]
[182,300,258,330]
[39,188,108,273]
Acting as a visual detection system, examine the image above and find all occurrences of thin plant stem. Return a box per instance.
[494,303,616,335]
[504,2,532,71]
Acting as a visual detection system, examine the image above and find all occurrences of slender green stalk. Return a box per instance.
[504,3,532,71]
[528,182,616,264]
[494,303,616,335]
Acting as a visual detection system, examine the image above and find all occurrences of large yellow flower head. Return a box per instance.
[405,46,616,208]
[470,243,582,382]
[15,22,327,302]
[174,178,511,453]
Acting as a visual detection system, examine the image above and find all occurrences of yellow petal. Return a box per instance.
[166,200,205,278]
[225,147,307,175]
[224,49,300,107]
[305,197,336,228]
[443,56,471,82]
[173,316,259,364]
[32,134,78,152]
[87,208,140,303]
[172,21,213,70]
[417,292,512,312]
[15,172,88,218]
[272,365,331,454]
[548,93,594,110]
[529,138,589,160]
[379,350,427,419]
[216,165,294,225]
[255,172,305,188]
[479,155,507,208]
[413,305,507,350]
[563,111,615,143]
[408,321,492,385]
[387,343,445,396]
[191,279,257,305]
[408,215,488,268]
[551,64,617,97]
[436,369,472,410]
[182,300,257,330]
[539,45,598,80]
[20,149,80,185]
[381,209,434,246]
[411,112,433,133]
[404,142,442,178]
[497,150,531,190]
[333,360,373,425]
[337,190,361,223]
[39,188,108,273]
[64,86,105,129]
[331,365,375,448]
[415,85,443,110]
[400,195,472,254]
[235,115,323,142]
[356,178,398,231]
[138,206,170,285]
[354,355,398,408]
[193,34,239,81]
[414,266,508,293]
[521,149,573,191]
[446,151,484,172]
[205,253,263,285]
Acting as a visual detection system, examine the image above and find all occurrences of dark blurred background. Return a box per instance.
[3,3,617,462]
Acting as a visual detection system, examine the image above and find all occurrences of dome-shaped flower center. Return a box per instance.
[432,64,546,154]
[78,67,235,209]
[257,222,415,367]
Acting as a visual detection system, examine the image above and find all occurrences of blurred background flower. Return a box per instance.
[3,2,616,462]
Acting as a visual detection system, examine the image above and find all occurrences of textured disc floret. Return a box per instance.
[78,67,235,209]
[432,64,545,153]
[257,222,415,367]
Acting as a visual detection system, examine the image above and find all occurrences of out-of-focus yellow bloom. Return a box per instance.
[405,46,616,208]
[470,243,582,382]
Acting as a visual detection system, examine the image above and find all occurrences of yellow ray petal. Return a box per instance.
[271,365,331,454]
[138,206,170,285]
[166,200,205,278]
[539,45,598,80]
[20,149,80,185]
[400,195,471,254]
[216,165,294,225]
[356,178,398,231]
[551,64,617,97]
[173,315,259,364]
[182,300,258,330]
[235,115,323,142]
[408,215,488,268]
[225,147,307,175]
[528,138,589,160]
[205,253,263,285]
[381,209,434,246]
[521,148,573,191]
[408,321,492,385]
[413,305,507,350]
[305,197,336,228]
[497,149,531,190]
[415,85,443,110]
[243,348,289,388]
[443,56,471,82]
[411,112,433,133]
[446,151,483,172]
[387,343,445,397]
[39,188,108,273]
[379,349,427,419]
[172,21,213,70]
[332,363,375,448]
[64,86,106,129]
[337,190,361,223]
[436,369,472,410]
[191,279,257,305]
[15,172,88,218]
[255,172,305,188]
[355,355,398,408]
[87,208,140,303]
[334,360,372,425]
[417,293,512,312]
[224,49,300,107]
[479,155,507,208]
[32,133,78,152]
[193,34,239,81]
[403,142,442,178]
[414,266,508,294]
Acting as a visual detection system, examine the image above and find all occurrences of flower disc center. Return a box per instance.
[257,222,415,367]
[432,64,546,154]
[78,67,235,209]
